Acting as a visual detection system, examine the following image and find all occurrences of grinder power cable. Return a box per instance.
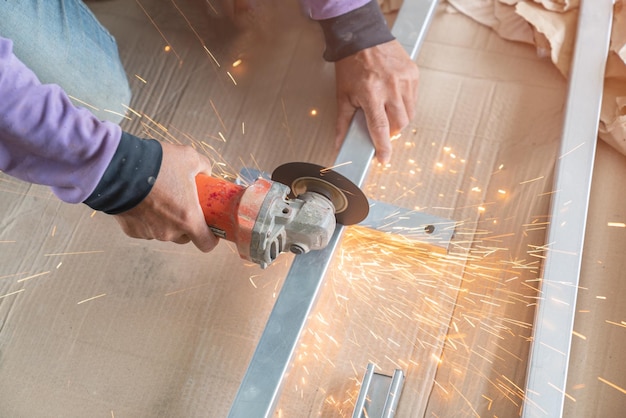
[195,162,369,268]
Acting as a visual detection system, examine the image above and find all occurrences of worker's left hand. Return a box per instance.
[334,39,419,164]
[113,142,219,253]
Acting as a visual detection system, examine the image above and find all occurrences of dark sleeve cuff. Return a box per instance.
[318,0,395,62]
[84,132,162,215]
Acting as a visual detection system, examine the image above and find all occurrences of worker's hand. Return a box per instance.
[113,142,219,252]
[334,40,419,164]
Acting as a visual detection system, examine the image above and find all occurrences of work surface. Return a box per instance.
[1,1,625,417]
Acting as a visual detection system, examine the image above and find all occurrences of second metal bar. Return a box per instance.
[522,0,613,416]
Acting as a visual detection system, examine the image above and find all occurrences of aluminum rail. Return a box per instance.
[522,1,613,416]
[227,1,439,416]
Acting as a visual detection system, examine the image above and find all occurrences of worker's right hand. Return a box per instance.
[113,142,219,253]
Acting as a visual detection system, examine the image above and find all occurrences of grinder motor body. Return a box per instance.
[195,162,369,268]
[196,174,336,268]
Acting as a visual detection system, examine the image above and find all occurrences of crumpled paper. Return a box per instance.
[437,0,626,156]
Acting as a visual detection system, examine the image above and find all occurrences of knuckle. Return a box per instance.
[369,113,390,131]
[158,232,178,242]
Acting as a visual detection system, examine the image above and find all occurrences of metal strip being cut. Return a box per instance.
[227,1,439,417]
[361,200,455,248]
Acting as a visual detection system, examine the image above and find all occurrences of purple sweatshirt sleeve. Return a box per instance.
[0,36,121,204]
[300,0,370,19]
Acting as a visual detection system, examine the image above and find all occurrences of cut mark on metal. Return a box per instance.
[353,363,405,418]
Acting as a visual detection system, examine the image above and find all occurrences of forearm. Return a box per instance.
[0,36,161,214]
[0,37,215,252]
[83,132,162,214]
[300,0,394,62]
[0,36,121,203]
[303,2,419,164]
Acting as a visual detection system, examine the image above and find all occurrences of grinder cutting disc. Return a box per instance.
[272,162,369,225]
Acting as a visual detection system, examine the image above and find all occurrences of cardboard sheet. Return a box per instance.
[567,140,626,417]
[0,1,324,416]
[1,0,624,417]
[277,5,567,417]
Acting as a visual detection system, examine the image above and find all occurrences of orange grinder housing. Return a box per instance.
[195,173,337,268]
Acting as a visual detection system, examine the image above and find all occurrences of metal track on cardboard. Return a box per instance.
[522,1,614,416]
[227,1,440,417]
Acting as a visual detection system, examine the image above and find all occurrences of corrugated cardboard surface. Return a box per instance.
[0,0,623,417]
[276,5,568,417]
[0,1,315,416]
[566,139,626,418]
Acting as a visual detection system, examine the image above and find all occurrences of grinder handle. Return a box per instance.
[195,174,245,241]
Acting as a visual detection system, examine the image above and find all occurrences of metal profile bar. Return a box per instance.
[353,363,377,417]
[227,1,439,417]
[383,369,405,417]
[352,363,405,418]
[522,1,613,417]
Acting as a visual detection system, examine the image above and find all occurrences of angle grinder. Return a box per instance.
[195,162,369,268]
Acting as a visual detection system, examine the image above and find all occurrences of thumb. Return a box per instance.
[194,153,213,177]
[187,150,219,252]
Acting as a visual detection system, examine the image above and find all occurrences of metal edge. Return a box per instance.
[522,1,614,416]
[382,369,405,418]
[352,363,376,418]
[227,1,440,416]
